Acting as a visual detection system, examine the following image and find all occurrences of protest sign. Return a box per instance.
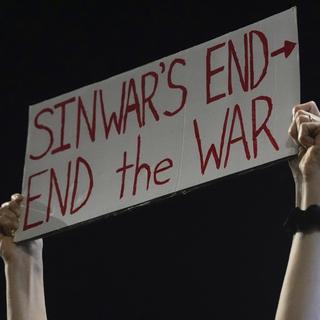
[16,7,299,241]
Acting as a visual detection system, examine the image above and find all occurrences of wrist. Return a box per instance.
[301,177,320,210]
[6,251,43,275]
[5,241,43,270]
[284,205,320,235]
[293,179,302,207]
[4,243,47,320]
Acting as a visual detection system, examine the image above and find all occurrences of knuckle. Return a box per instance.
[309,100,317,109]
[296,117,305,128]
[1,201,9,208]
[298,136,304,145]
[288,126,296,139]
[292,105,300,116]
[300,122,307,129]
[296,109,306,118]
[11,193,23,201]
[294,103,307,112]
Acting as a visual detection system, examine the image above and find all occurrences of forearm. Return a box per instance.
[5,255,47,320]
[276,178,320,319]
[276,230,320,319]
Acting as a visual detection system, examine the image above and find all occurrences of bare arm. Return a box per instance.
[276,101,320,319]
[0,194,47,320]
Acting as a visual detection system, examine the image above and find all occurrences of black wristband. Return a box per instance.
[284,205,320,235]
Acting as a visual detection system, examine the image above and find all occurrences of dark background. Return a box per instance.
[0,1,318,319]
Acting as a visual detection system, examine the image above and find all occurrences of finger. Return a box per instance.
[0,214,18,237]
[1,200,21,218]
[1,201,9,208]
[293,101,320,117]
[298,122,320,148]
[289,110,313,142]
[288,121,298,144]
[291,101,320,140]
[8,198,23,218]
[11,193,23,203]
[0,202,20,236]
[0,207,19,224]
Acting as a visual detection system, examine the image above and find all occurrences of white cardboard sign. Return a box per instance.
[16,8,299,241]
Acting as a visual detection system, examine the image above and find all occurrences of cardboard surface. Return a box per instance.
[16,7,299,241]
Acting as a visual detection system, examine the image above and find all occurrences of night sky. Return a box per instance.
[1,1,319,319]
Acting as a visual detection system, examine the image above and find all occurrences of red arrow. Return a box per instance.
[271,40,296,58]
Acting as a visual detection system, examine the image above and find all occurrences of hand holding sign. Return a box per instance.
[289,102,320,182]
[0,194,42,263]
[289,101,320,147]
[0,194,47,319]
